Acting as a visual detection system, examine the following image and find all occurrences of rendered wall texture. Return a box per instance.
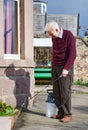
[0,0,35,108]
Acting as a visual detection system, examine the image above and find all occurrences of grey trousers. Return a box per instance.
[52,65,73,115]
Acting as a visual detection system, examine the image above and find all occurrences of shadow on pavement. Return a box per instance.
[73,106,88,113]
[21,108,45,117]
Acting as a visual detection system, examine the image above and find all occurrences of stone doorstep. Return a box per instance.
[0,110,20,130]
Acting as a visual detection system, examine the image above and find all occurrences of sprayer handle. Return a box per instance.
[47,89,53,94]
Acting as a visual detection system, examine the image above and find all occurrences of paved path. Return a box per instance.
[12,85,88,130]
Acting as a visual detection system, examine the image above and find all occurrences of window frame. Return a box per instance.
[4,0,20,60]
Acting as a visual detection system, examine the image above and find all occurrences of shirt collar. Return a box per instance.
[58,28,63,38]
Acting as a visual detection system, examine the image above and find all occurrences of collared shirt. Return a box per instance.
[58,28,63,38]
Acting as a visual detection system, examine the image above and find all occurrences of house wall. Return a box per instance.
[0,0,35,108]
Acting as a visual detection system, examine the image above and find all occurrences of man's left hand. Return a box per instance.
[62,69,68,77]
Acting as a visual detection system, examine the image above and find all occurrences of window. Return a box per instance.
[4,0,20,59]
[34,47,52,66]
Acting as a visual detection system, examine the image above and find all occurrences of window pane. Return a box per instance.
[4,0,20,55]
[4,0,14,54]
[34,47,52,66]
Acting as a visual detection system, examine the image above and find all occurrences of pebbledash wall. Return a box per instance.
[74,37,88,83]
[0,0,35,108]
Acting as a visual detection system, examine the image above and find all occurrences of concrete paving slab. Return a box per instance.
[12,87,88,130]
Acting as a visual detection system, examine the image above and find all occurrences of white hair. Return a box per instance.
[45,21,60,32]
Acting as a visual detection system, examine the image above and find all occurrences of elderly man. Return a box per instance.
[45,21,76,122]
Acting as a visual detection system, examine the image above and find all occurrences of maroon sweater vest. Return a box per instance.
[52,30,76,70]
